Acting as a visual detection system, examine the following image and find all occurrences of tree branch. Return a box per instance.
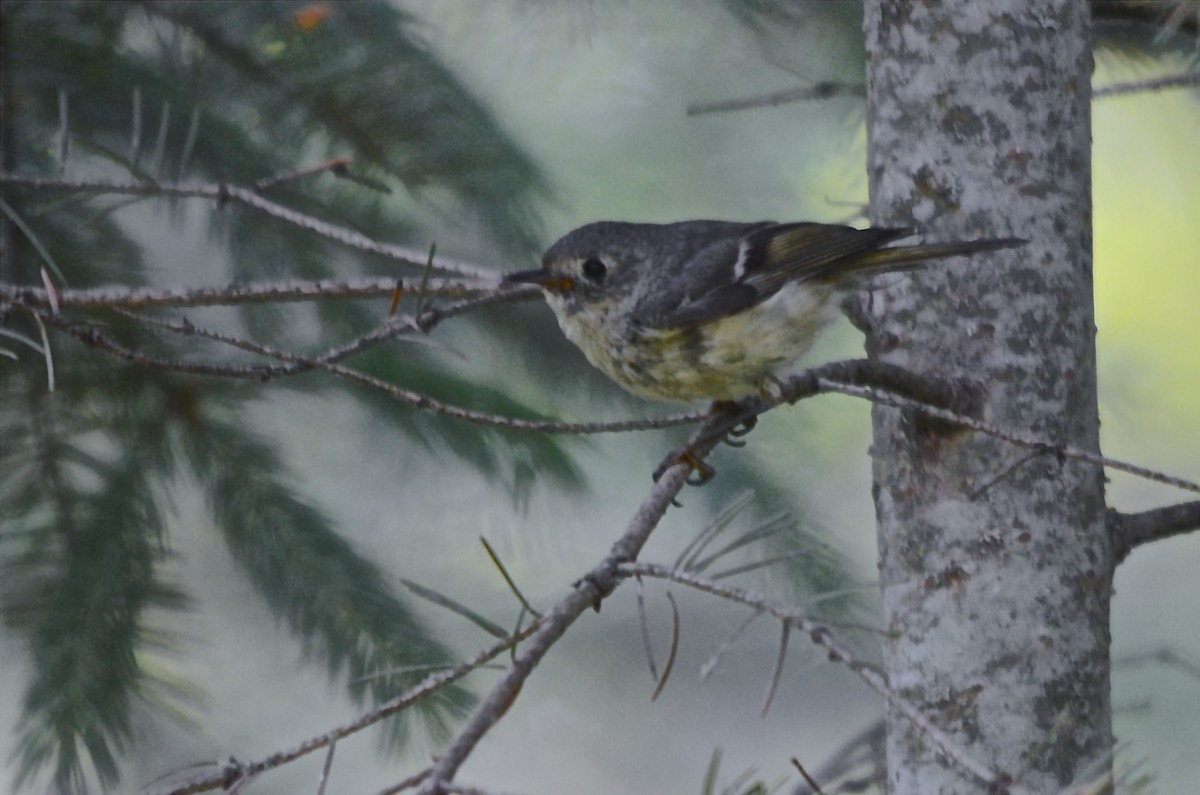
[686,81,866,116]
[1109,501,1200,564]
[685,72,1199,117]
[1094,71,1200,98]
[818,380,1200,496]
[17,301,1200,496]
[14,281,1198,496]
[147,621,546,795]
[0,276,499,309]
[416,417,729,794]
[0,174,496,279]
[621,564,1033,795]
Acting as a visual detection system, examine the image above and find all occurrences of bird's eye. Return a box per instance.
[581,256,607,283]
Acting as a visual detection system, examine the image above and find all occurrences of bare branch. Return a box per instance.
[1094,71,1200,98]
[104,287,530,373]
[1113,646,1200,682]
[253,156,356,192]
[416,417,729,793]
[0,174,496,279]
[315,734,336,795]
[20,304,709,433]
[685,72,1199,119]
[375,767,431,795]
[686,81,866,116]
[440,786,529,795]
[1109,501,1200,563]
[146,621,546,795]
[818,380,1200,495]
[791,756,830,795]
[0,277,497,310]
[622,563,1033,795]
[15,299,1197,496]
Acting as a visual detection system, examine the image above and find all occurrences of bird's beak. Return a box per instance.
[503,269,574,293]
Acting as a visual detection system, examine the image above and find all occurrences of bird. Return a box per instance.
[505,220,1022,403]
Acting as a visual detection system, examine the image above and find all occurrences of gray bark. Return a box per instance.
[863,1,1112,793]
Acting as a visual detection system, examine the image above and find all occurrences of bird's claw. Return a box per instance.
[653,448,716,490]
[726,416,757,438]
[683,451,716,485]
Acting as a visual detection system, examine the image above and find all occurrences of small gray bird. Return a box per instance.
[506,221,1022,402]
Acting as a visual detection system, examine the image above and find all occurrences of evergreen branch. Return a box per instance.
[621,563,1034,795]
[1109,501,1200,563]
[0,174,496,279]
[4,400,188,793]
[190,423,473,746]
[145,0,550,254]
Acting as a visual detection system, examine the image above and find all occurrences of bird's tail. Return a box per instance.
[855,236,1026,275]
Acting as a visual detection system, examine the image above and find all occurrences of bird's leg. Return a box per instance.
[651,398,768,489]
[682,451,717,485]
[712,399,757,441]
[652,447,716,486]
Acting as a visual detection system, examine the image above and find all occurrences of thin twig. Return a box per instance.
[415,416,727,794]
[968,449,1052,501]
[818,380,1200,495]
[315,735,336,795]
[14,305,1199,496]
[791,720,886,795]
[147,620,546,795]
[684,71,1198,118]
[104,286,526,375]
[791,757,827,795]
[686,81,866,116]
[375,768,431,795]
[26,306,708,433]
[0,276,498,310]
[1113,647,1200,682]
[0,174,494,279]
[621,563,1033,795]
[1094,71,1200,98]
[254,156,353,192]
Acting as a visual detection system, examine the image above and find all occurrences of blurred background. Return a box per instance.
[1,2,1196,793]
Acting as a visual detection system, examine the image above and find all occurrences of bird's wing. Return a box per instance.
[644,222,911,330]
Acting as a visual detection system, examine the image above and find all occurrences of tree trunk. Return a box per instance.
[863,1,1112,793]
